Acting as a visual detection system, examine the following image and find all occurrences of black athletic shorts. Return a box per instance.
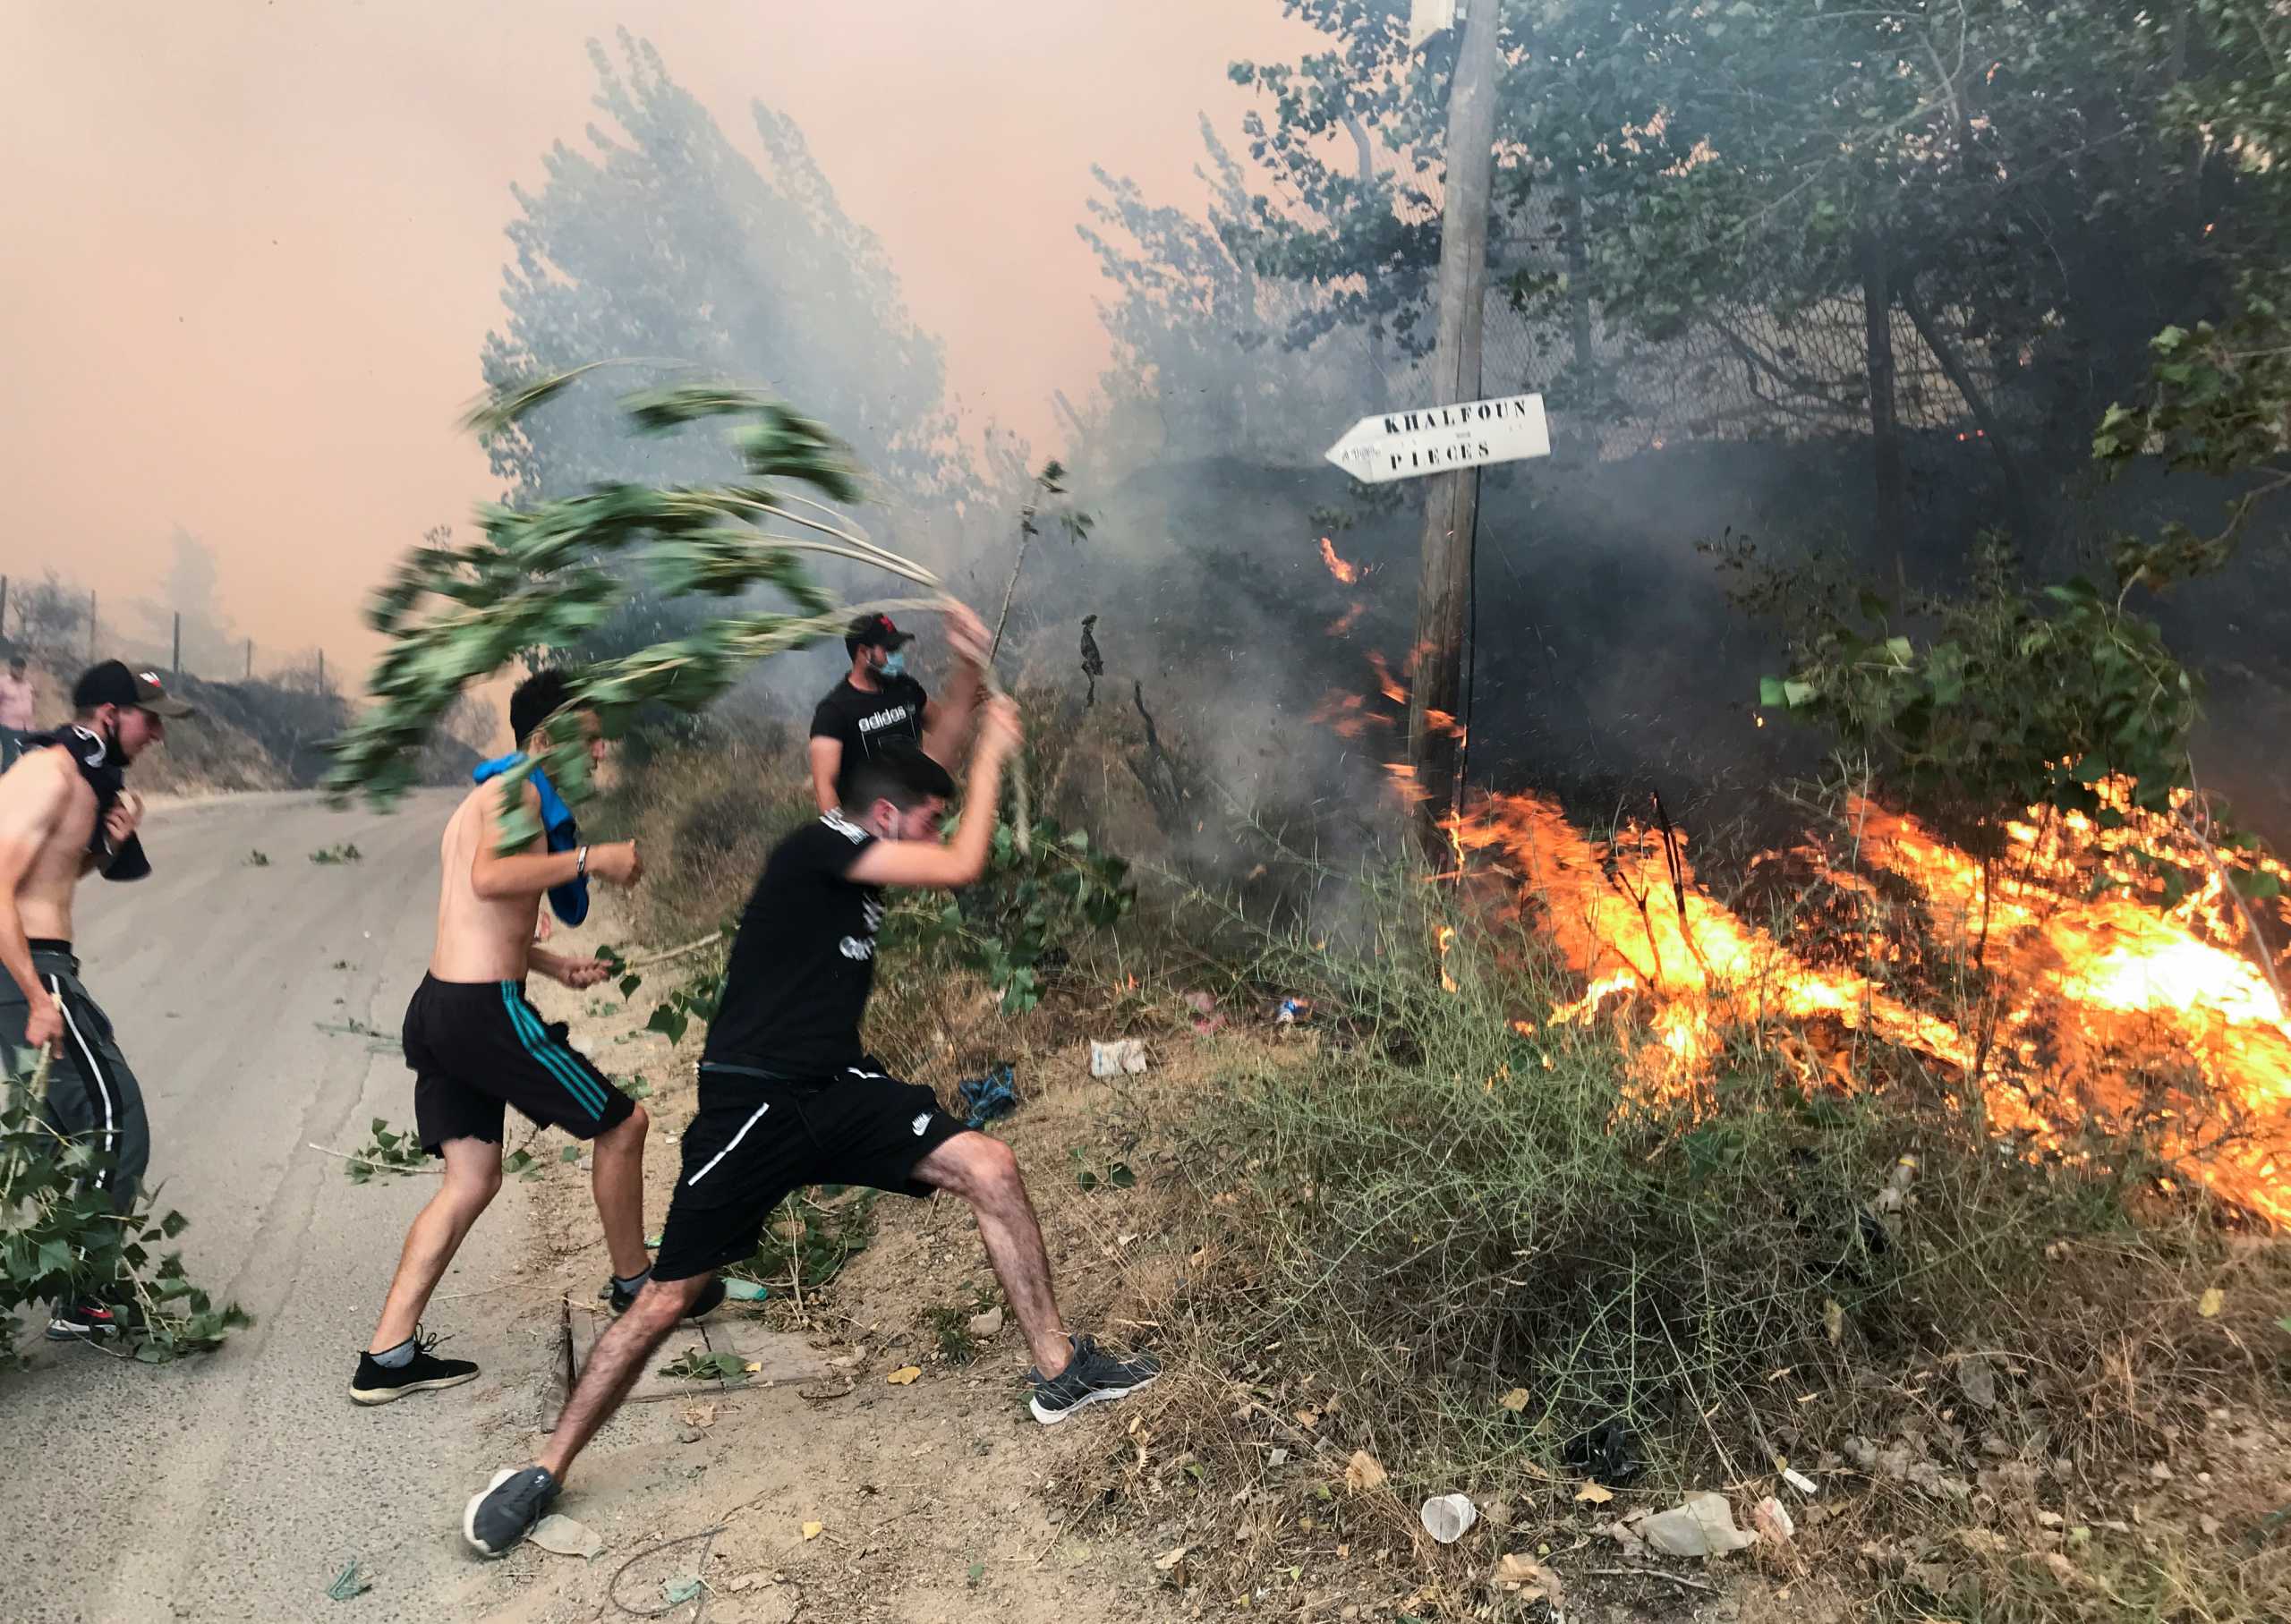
[651,1059,967,1281]
[402,974,636,1156]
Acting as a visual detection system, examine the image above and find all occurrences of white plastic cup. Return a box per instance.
[1419,1492,1478,1544]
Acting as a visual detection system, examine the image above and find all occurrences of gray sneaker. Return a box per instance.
[463,1464,559,1557]
[1028,1334,1160,1424]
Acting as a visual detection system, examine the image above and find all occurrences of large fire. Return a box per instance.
[1442,783,2291,1225]
[1307,610,2291,1224]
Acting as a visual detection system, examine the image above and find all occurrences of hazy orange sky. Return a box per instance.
[0,2,1316,680]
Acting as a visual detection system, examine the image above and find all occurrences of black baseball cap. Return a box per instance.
[72,659,196,718]
[845,611,916,655]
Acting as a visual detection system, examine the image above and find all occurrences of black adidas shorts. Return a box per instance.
[652,1060,968,1282]
[402,974,636,1156]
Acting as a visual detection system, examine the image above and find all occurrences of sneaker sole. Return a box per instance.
[46,1321,120,1341]
[463,1467,524,1559]
[349,1368,481,1406]
[1029,1370,1159,1425]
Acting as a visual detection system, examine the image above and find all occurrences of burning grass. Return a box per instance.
[1096,854,2291,1621]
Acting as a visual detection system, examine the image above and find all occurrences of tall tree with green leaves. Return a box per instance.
[475,32,998,667]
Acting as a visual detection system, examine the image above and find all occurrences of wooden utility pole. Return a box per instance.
[88,591,97,660]
[245,638,253,679]
[1406,0,1503,849]
[172,611,182,676]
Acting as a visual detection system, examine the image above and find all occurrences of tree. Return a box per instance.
[476,32,1003,665]
[9,568,88,654]
[2094,0,2291,579]
[1077,116,1380,467]
[1221,2,2262,563]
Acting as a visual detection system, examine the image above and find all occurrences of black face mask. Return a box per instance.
[21,723,149,881]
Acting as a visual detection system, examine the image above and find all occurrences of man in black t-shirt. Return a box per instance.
[806,604,988,812]
[462,708,1161,1557]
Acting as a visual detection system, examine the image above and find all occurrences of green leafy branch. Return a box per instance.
[1,1063,250,1365]
[896,817,1135,1013]
[321,372,950,845]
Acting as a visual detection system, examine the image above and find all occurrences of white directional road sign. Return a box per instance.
[1324,393,1551,484]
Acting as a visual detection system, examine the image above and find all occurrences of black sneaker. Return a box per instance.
[46,1301,123,1341]
[464,1464,559,1558]
[601,1273,727,1319]
[1028,1334,1161,1425]
[349,1330,480,1406]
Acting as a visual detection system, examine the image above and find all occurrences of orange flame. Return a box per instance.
[1445,783,2291,1226]
[1309,647,2291,1226]
[1326,601,1367,637]
[1317,536,1361,585]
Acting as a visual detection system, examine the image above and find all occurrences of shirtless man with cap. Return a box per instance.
[0,660,194,1340]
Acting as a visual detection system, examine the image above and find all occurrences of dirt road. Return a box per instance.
[0,790,553,1623]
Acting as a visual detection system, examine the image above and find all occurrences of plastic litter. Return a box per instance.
[326,1561,372,1602]
[1274,997,1310,1025]
[1418,1492,1479,1544]
[1751,1495,1796,1543]
[1089,1039,1149,1077]
[957,1063,1018,1128]
[1631,1492,1757,1558]
[722,1278,769,1302]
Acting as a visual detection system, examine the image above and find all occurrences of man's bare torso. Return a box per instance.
[429,780,542,983]
[13,749,97,941]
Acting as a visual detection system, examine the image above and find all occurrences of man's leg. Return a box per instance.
[54,979,149,1215]
[586,1103,652,1282]
[539,1271,711,1480]
[464,1271,711,1555]
[914,1131,1072,1377]
[913,1127,1160,1423]
[367,1136,503,1354]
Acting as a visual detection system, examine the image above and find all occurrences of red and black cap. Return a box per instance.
[845,611,916,655]
[72,659,196,718]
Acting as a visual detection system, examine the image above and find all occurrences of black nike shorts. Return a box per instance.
[651,1059,968,1282]
[402,974,636,1156]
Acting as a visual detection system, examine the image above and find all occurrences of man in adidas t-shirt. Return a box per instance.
[806,604,988,812]
[463,701,1159,1557]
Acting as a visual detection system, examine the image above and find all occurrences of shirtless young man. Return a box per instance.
[462,693,1157,1556]
[0,661,193,1339]
[349,669,720,1405]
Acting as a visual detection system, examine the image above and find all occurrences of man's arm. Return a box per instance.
[0,755,73,1043]
[530,947,611,989]
[918,602,990,766]
[807,735,843,813]
[848,694,1021,890]
[470,782,642,899]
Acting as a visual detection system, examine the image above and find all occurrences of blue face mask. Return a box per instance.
[880,649,907,679]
